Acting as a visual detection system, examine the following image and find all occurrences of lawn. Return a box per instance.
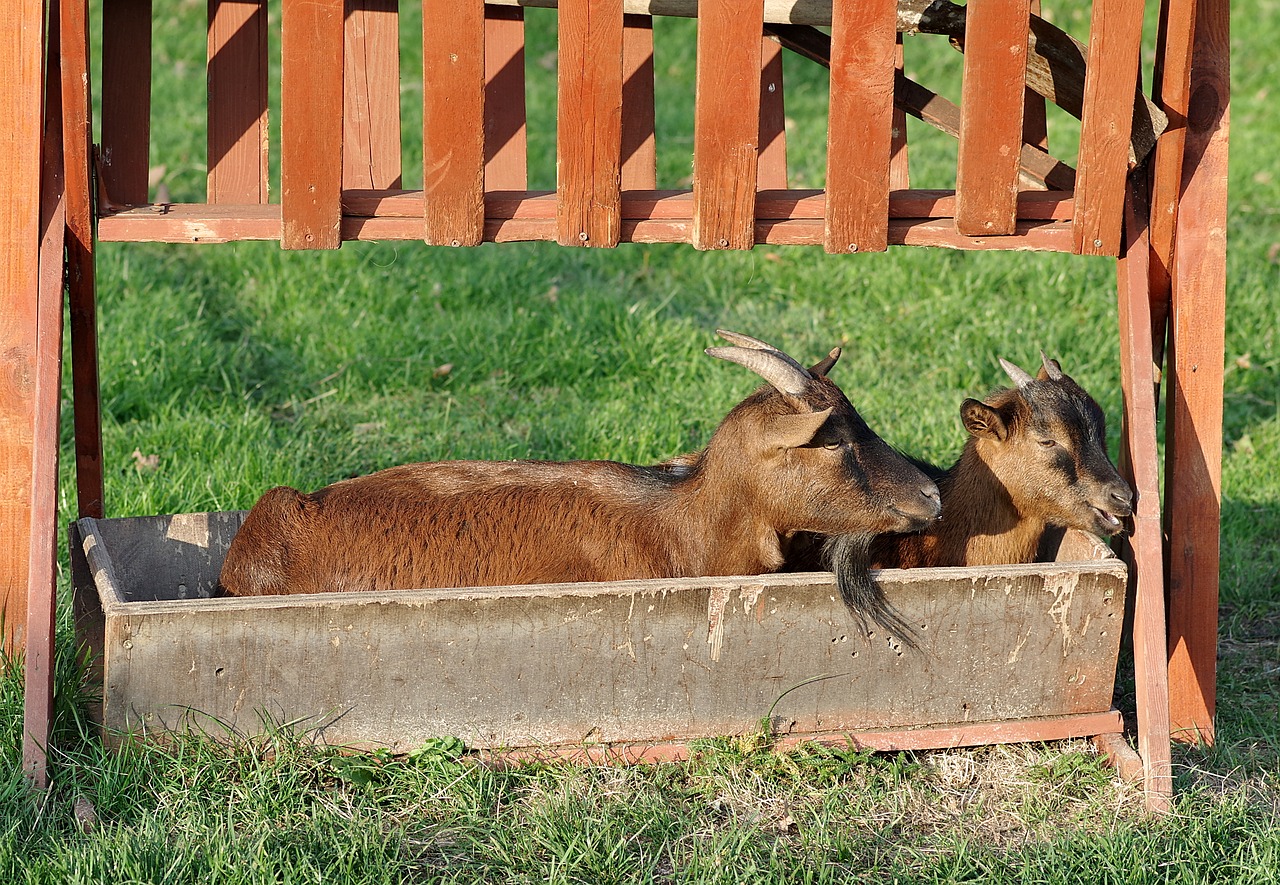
[1,0,1277,882]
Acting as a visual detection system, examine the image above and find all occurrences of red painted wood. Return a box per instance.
[1117,181,1173,810]
[344,0,402,190]
[1165,0,1229,746]
[423,0,486,246]
[0,0,46,656]
[485,5,528,190]
[280,0,344,249]
[824,0,897,254]
[557,0,623,247]
[208,0,269,203]
[889,34,909,190]
[757,35,787,190]
[100,0,151,206]
[621,14,657,190]
[1074,0,1146,255]
[692,0,764,250]
[61,0,104,519]
[955,0,1032,236]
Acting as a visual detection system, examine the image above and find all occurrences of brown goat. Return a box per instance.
[217,331,941,597]
[796,353,1133,648]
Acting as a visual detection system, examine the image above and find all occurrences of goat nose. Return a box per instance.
[1110,486,1133,507]
[922,485,942,517]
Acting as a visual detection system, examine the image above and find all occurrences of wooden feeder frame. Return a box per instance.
[1,0,1228,814]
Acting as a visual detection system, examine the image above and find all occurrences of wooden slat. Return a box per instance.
[692,0,764,250]
[62,0,104,519]
[955,0,1032,236]
[757,35,787,190]
[620,14,657,190]
[100,0,152,206]
[280,0,344,249]
[344,0,402,190]
[0,0,46,657]
[423,0,486,246]
[23,0,65,790]
[1116,179,1173,810]
[1020,0,1049,189]
[556,0,624,247]
[208,0,270,203]
[1073,0,1145,255]
[1165,0,1229,746]
[889,34,909,190]
[485,5,528,190]
[1147,0,1198,340]
[824,0,897,254]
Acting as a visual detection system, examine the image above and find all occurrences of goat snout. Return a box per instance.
[891,482,942,530]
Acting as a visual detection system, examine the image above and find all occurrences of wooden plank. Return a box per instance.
[61,0,105,519]
[757,35,787,190]
[692,0,764,250]
[1093,732,1145,783]
[344,0,402,190]
[955,0,1032,236]
[1020,0,1048,189]
[485,5,528,190]
[0,0,46,656]
[1147,0,1198,346]
[889,34,909,190]
[100,0,151,206]
[208,0,270,203]
[280,0,344,249]
[556,0,624,247]
[1073,0,1145,256]
[1116,179,1173,810]
[422,0,486,246]
[1165,0,1228,746]
[621,14,657,190]
[824,0,897,254]
[23,0,66,788]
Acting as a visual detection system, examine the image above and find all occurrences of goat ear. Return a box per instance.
[961,399,1008,441]
[808,347,841,377]
[765,407,833,450]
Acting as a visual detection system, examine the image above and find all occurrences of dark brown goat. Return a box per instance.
[799,354,1133,647]
[218,331,941,597]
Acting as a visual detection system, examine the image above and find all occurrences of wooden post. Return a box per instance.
[208,0,270,202]
[344,0,402,191]
[1164,0,1228,745]
[824,0,897,254]
[0,0,47,657]
[556,0,623,247]
[757,35,787,190]
[423,0,486,246]
[955,0,1031,236]
[621,14,657,190]
[100,0,152,206]
[485,5,529,190]
[889,35,909,191]
[281,0,344,249]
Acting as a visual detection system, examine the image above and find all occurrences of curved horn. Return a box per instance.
[1039,350,1065,381]
[707,345,813,396]
[999,357,1036,389]
[714,329,777,351]
[809,346,841,377]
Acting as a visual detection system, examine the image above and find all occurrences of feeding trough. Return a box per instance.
[72,512,1126,758]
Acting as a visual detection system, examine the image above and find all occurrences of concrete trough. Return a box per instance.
[71,511,1127,757]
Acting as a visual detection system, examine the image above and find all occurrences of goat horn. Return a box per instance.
[999,357,1036,389]
[707,345,813,397]
[714,329,777,352]
[1039,350,1065,381]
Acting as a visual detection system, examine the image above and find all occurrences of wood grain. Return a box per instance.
[621,14,657,190]
[757,35,787,190]
[208,0,270,202]
[100,0,151,206]
[344,0,402,190]
[485,5,529,190]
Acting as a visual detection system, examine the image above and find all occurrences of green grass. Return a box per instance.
[2,0,1278,880]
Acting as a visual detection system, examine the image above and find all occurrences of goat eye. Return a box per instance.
[1038,439,1058,449]
[823,441,842,451]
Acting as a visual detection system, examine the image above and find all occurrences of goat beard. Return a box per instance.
[821,533,921,652]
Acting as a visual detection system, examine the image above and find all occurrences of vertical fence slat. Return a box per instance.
[208,0,269,203]
[62,0,104,519]
[692,0,764,250]
[344,0,402,190]
[621,13,656,190]
[757,35,787,190]
[889,34,910,191]
[423,0,485,245]
[1073,0,1145,255]
[1148,0,1197,306]
[281,0,344,249]
[824,0,897,254]
[557,0,623,248]
[485,5,528,190]
[100,0,152,205]
[955,0,1031,236]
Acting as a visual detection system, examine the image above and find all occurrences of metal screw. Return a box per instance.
[451,239,461,248]
[848,243,858,253]
[718,238,729,248]
[579,231,589,242]
[1094,238,1103,248]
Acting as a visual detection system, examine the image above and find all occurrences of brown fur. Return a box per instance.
[218,337,941,597]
